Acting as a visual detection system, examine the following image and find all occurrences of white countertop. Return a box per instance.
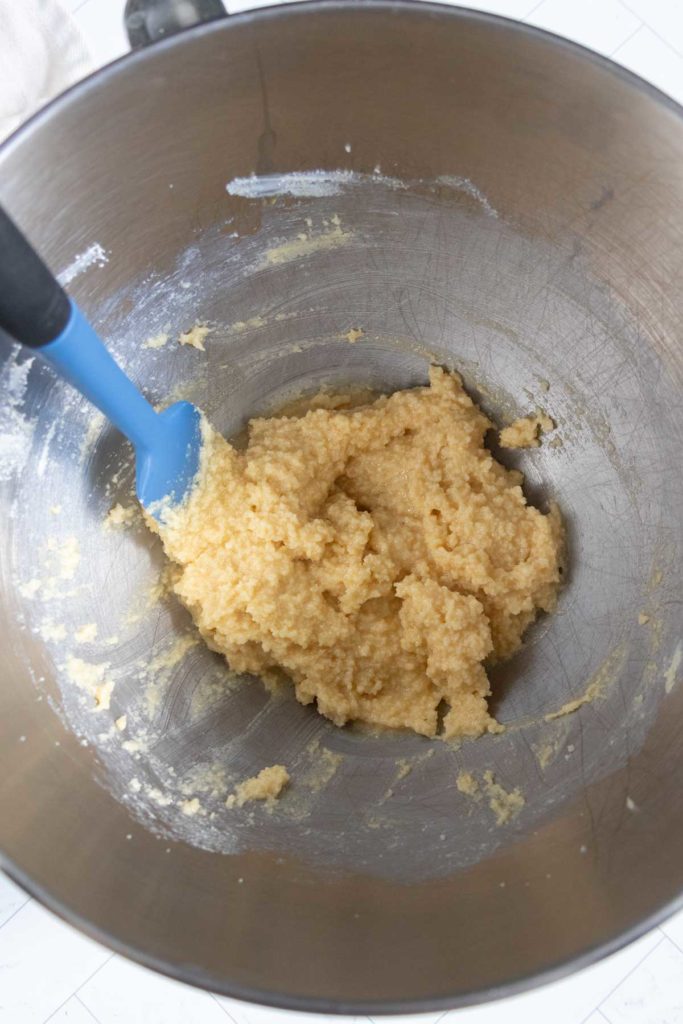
[2,0,683,1021]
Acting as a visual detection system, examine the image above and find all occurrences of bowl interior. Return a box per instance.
[1,5,682,1012]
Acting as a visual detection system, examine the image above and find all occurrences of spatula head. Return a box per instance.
[135,401,203,518]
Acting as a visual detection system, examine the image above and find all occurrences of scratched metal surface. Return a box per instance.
[0,3,681,1014]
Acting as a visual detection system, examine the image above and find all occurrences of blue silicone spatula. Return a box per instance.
[0,205,202,517]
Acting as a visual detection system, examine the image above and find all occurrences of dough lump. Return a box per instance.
[226,765,290,808]
[499,410,554,449]
[154,368,563,739]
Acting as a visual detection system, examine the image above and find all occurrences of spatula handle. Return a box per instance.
[0,205,71,347]
[0,204,162,451]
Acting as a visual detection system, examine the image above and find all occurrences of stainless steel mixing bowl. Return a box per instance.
[1,2,682,1014]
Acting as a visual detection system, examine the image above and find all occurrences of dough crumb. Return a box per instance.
[456,771,481,798]
[638,612,650,626]
[545,644,625,720]
[179,324,211,351]
[538,379,550,393]
[535,742,554,769]
[226,765,290,808]
[19,578,42,600]
[264,220,351,266]
[47,535,80,579]
[456,770,524,824]
[145,634,197,676]
[75,622,98,644]
[142,332,169,350]
[49,504,62,515]
[344,327,364,344]
[180,798,202,816]
[152,368,563,740]
[104,503,136,530]
[664,644,681,694]
[115,715,127,731]
[546,687,598,721]
[482,770,525,825]
[66,656,113,711]
[124,566,176,626]
[148,787,173,807]
[122,738,145,754]
[500,410,555,448]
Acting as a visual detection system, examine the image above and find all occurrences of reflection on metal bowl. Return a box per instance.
[0,2,681,1014]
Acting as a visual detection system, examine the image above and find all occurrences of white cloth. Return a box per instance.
[0,0,93,141]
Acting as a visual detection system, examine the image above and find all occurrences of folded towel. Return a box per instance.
[0,0,93,141]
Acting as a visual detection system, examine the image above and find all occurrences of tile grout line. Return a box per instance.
[595,934,668,1016]
[74,991,104,1023]
[609,20,645,58]
[73,950,117,996]
[609,19,645,60]
[41,951,115,1023]
[520,0,646,58]
[521,0,548,23]
[210,991,241,1021]
[580,1004,613,1024]
[0,893,33,932]
[646,23,683,61]
[615,0,642,27]
[664,929,683,956]
[616,0,683,60]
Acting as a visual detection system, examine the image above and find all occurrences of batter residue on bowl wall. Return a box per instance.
[225,765,290,809]
[151,367,563,740]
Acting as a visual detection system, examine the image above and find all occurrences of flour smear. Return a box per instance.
[226,169,499,217]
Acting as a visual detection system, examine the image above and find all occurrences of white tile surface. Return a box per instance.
[0,871,29,928]
[3,1,683,1023]
[419,928,663,1024]
[392,0,544,16]
[0,899,111,1023]
[611,25,683,104]
[617,0,683,54]
[211,918,683,1024]
[47,996,100,1023]
[225,0,288,11]
[661,902,683,953]
[70,0,129,67]
[600,938,683,1024]
[214,999,366,1024]
[78,954,231,1024]
[528,0,641,56]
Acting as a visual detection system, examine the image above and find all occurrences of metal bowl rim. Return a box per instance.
[1,0,682,1013]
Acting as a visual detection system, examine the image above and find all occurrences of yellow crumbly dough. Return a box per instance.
[499,410,555,449]
[226,765,290,808]
[178,324,211,351]
[153,368,563,739]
